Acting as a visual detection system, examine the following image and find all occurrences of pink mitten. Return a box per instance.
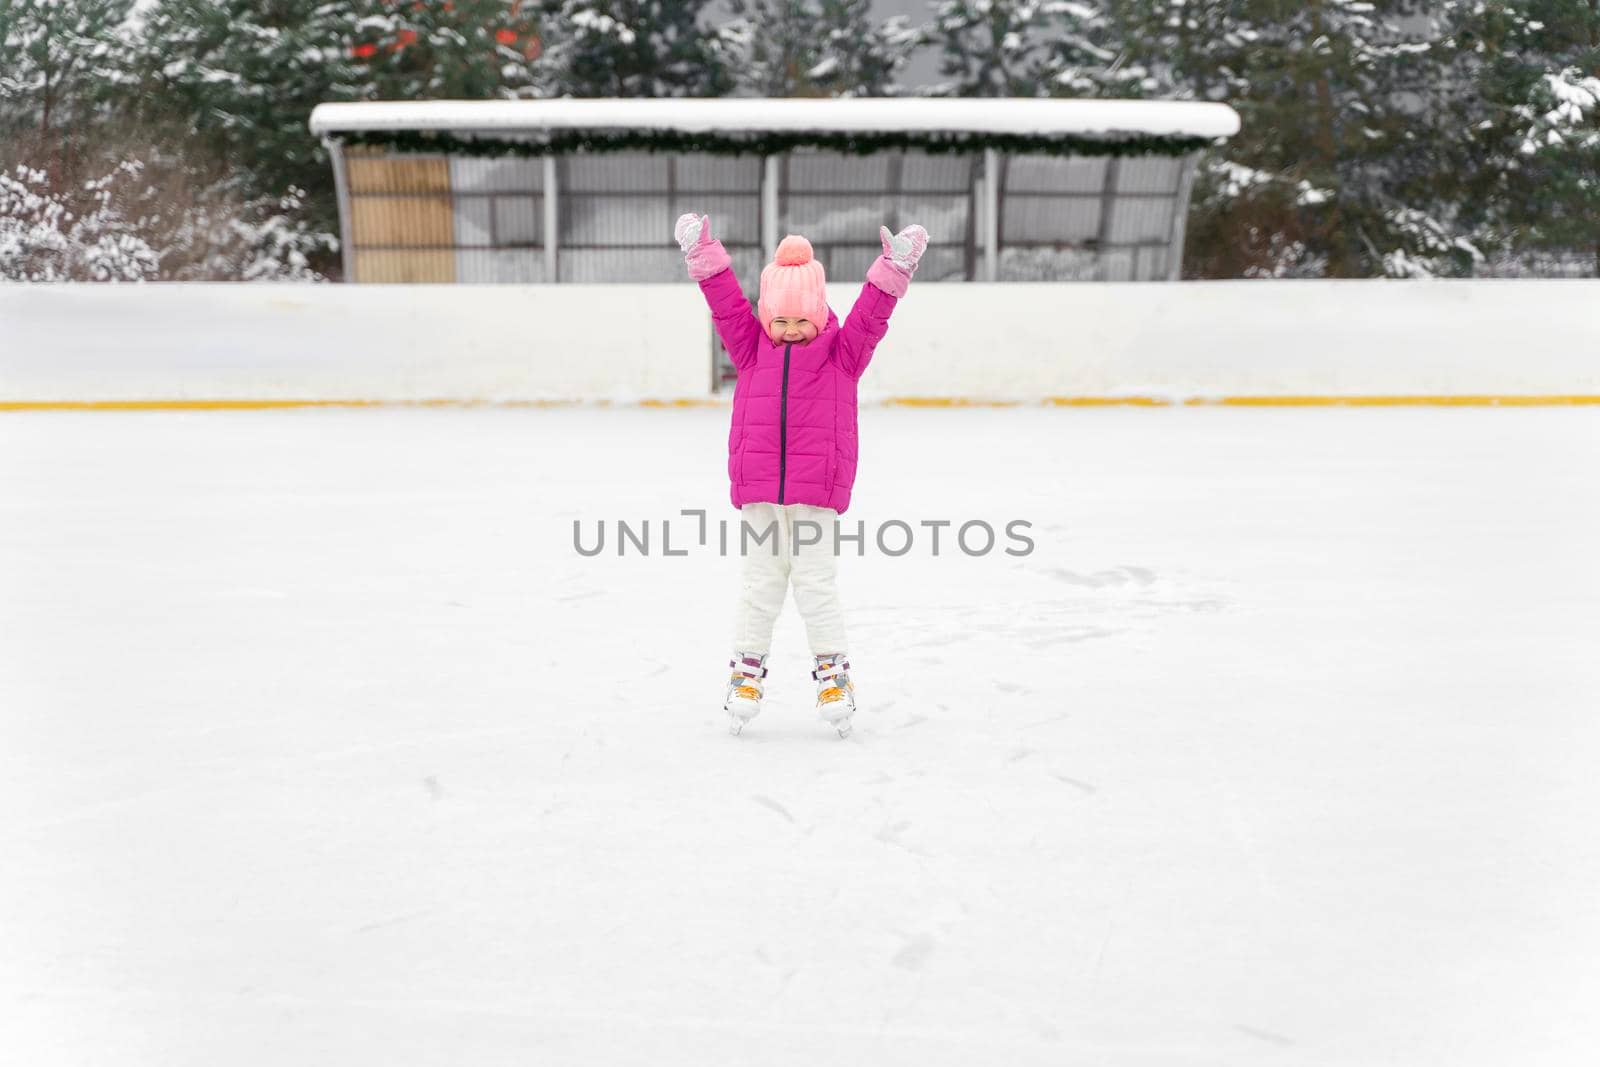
[866,223,929,298]
[674,212,732,281]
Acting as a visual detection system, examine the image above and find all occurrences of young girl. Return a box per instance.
[674,212,929,737]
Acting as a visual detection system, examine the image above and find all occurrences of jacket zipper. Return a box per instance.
[777,341,792,504]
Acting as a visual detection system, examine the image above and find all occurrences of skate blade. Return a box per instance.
[726,696,759,736]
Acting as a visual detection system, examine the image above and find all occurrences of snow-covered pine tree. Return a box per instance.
[0,0,135,142]
[1117,0,1254,101]
[1434,0,1600,275]
[717,0,831,97]
[1166,0,1478,278]
[531,0,729,97]
[124,0,359,255]
[925,0,1128,98]
[350,0,540,100]
[717,0,914,98]
[1033,0,1150,97]
[814,0,917,97]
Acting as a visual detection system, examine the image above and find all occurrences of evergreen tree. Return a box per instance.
[814,0,917,97]
[0,0,134,143]
[1136,0,1477,278]
[1225,1,1428,276]
[351,0,541,100]
[532,0,729,96]
[925,0,1128,98]
[718,0,830,97]
[1435,0,1600,274]
[717,0,914,97]
[125,0,360,243]
[1118,0,1254,101]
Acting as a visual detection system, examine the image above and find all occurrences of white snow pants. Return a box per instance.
[732,502,847,657]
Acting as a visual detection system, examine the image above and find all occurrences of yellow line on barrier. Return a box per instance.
[2,395,1599,412]
[1186,395,1600,407]
[1058,395,1600,407]
[881,397,1023,407]
[0,398,608,411]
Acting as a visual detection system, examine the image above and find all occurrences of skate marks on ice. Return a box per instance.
[1047,773,1098,795]
[750,794,797,824]
[1040,564,1157,588]
[1037,563,1234,620]
[1232,1023,1298,1047]
[870,561,1235,665]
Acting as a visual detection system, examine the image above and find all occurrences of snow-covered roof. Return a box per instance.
[309,98,1240,141]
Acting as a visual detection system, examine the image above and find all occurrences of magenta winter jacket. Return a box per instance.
[699,266,899,515]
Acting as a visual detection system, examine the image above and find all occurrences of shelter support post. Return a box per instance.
[323,137,355,283]
[544,156,559,282]
[982,148,999,282]
[1167,150,1202,281]
[762,155,779,258]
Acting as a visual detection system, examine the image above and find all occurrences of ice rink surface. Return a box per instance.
[2,405,1597,1065]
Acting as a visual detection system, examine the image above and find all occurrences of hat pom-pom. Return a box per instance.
[774,234,813,266]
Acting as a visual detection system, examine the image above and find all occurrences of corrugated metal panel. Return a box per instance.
[1115,156,1184,195]
[494,196,542,245]
[558,247,684,284]
[1002,197,1101,244]
[675,155,762,192]
[1105,198,1175,244]
[902,151,972,193]
[564,195,669,247]
[347,156,450,195]
[997,247,1099,281]
[899,196,968,247]
[668,194,760,245]
[450,157,543,193]
[454,198,493,247]
[782,197,893,243]
[566,151,670,192]
[353,250,455,283]
[454,249,547,283]
[787,150,891,191]
[350,195,454,247]
[1006,156,1107,194]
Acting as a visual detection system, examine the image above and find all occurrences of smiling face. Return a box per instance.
[768,316,818,344]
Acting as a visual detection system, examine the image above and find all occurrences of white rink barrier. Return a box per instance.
[2,279,1597,407]
[0,284,709,406]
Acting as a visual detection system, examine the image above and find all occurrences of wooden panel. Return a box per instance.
[346,156,451,195]
[350,195,455,247]
[352,250,456,283]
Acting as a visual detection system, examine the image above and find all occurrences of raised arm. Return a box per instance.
[837,223,929,380]
[676,212,761,371]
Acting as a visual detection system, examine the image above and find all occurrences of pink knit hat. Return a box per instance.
[757,235,827,335]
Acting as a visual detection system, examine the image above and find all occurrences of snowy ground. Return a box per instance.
[2,405,1597,1065]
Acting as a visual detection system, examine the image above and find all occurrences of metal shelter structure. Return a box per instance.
[309,98,1240,287]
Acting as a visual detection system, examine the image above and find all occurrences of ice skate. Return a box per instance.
[725,652,769,735]
[812,653,856,737]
